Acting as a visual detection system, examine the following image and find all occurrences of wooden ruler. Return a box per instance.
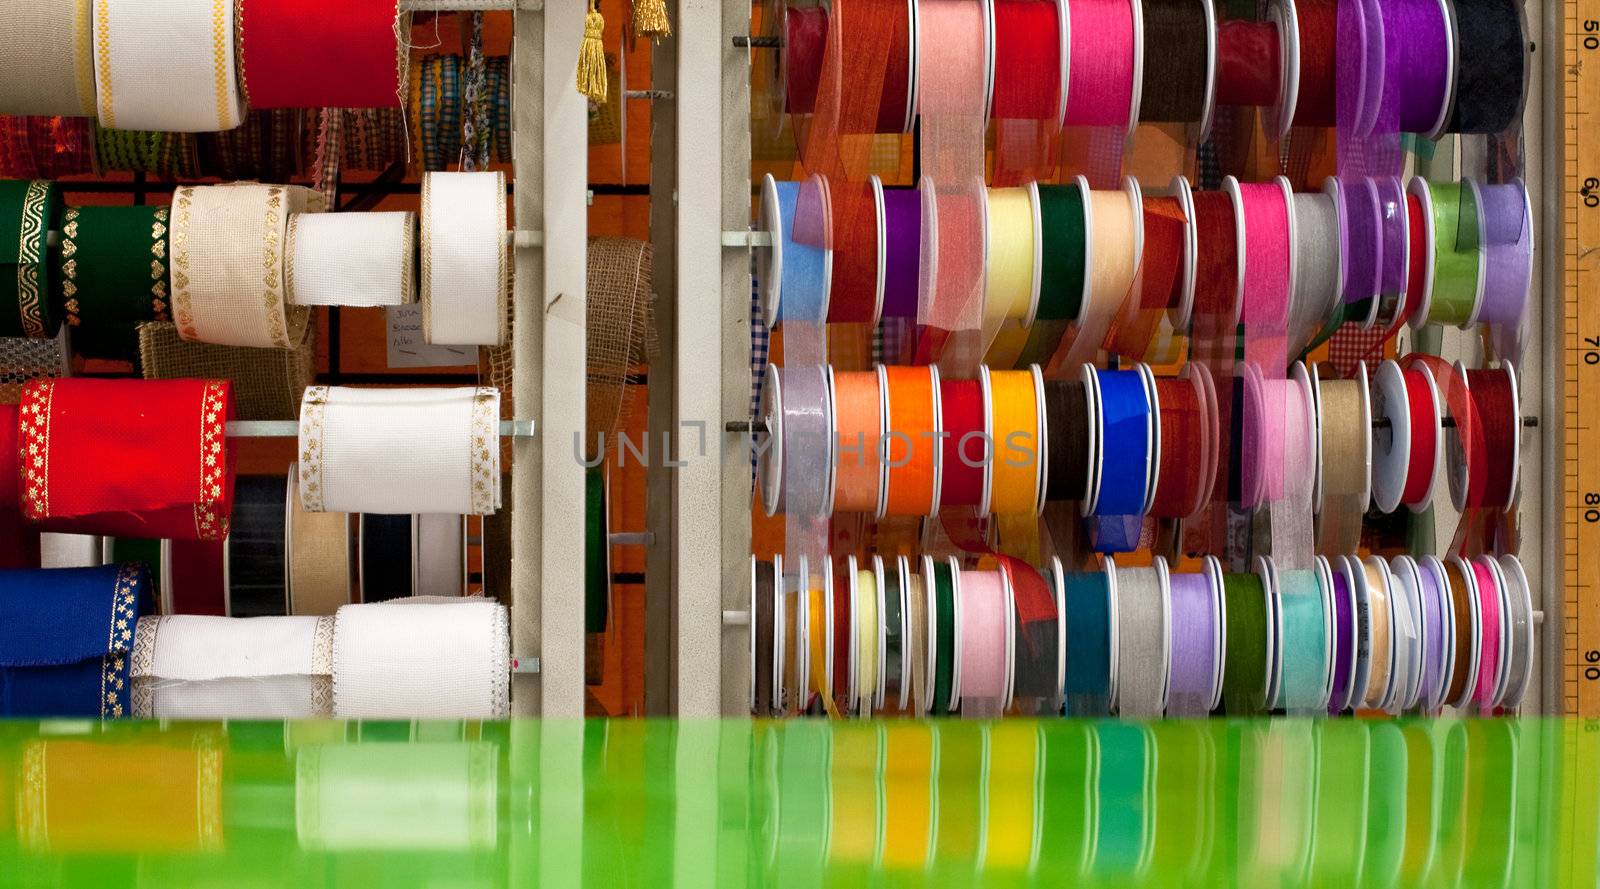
[1567,0,1600,718]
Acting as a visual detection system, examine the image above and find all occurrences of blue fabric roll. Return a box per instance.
[0,563,153,718]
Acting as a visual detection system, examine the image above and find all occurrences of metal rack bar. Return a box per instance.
[225,420,536,437]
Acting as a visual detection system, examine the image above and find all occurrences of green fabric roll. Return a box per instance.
[1426,180,1482,327]
[1036,184,1088,322]
[585,465,609,634]
[1221,573,1269,715]
[58,204,172,331]
[933,560,956,715]
[0,179,61,338]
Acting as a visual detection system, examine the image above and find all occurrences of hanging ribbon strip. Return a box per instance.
[0,179,60,339]
[171,183,313,349]
[93,0,245,132]
[19,378,235,540]
[298,386,502,516]
[0,564,152,718]
[421,171,509,346]
[331,598,510,718]
[240,0,408,110]
[287,211,417,307]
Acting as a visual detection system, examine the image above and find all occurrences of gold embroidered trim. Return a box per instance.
[171,187,196,340]
[193,381,229,541]
[19,380,53,521]
[263,186,290,347]
[99,564,142,718]
[494,171,509,346]
[233,0,251,109]
[151,206,169,321]
[196,740,223,849]
[420,174,433,343]
[129,615,159,716]
[469,388,500,515]
[61,208,81,327]
[284,213,299,304]
[298,386,329,512]
[210,0,233,129]
[400,211,416,305]
[94,0,114,127]
[18,742,45,850]
[16,180,50,338]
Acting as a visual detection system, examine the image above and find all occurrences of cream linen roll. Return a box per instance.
[286,464,354,616]
[92,0,245,132]
[130,614,334,718]
[421,172,508,346]
[171,183,312,349]
[331,597,510,718]
[298,386,502,516]
[296,742,498,851]
[415,513,466,596]
[287,211,416,307]
[0,0,96,116]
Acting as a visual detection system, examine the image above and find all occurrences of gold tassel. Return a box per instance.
[576,0,608,104]
[634,0,671,40]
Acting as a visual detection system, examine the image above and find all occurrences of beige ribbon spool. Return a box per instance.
[1362,558,1393,709]
[286,464,353,617]
[0,0,96,116]
[171,183,313,349]
[1315,373,1370,556]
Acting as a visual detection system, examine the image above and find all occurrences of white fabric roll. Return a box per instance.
[0,0,96,116]
[415,513,465,596]
[331,597,510,718]
[129,615,335,718]
[170,183,313,349]
[298,386,502,516]
[287,212,417,307]
[92,0,245,132]
[420,172,508,346]
[296,742,499,851]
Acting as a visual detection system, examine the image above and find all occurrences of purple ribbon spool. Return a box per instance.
[1167,571,1218,717]
[1338,177,1384,306]
[1390,0,1452,134]
[1417,558,1447,710]
[1328,564,1355,714]
[1376,176,1408,302]
[1472,179,1533,325]
[881,185,922,320]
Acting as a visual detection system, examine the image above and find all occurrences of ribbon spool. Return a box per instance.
[749,557,771,714]
[1166,557,1226,717]
[983,366,1047,516]
[1137,0,1217,136]
[1259,0,1305,137]
[832,369,887,515]
[884,555,912,711]
[1350,554,1398,712]
[1494,554,1534,710]
[1112,558,1172,719]
[880,181,923,321]
[1413,556,1456,713]
[1386,555,1429,712]
[1391,0,1456,137]
[1060,177,1144,370]
[1149,365,1219,520]
[1270,557,1335,714]
[1469,555,1507,714]
[1406,177,1482,329]
[1310,364,1372,555]
[1324,177,1381,327]
[756,363,785,517]
[850,556,878,716]
[1041,377,1096,504]
[1084,364,1157,519]
[831,555,855,712]
[1044,556,1070,708]
[827,180,885,324]
[881,364,942,517]
[760,363,838,518]
[784,556,809,716]
[807,556,836,715]
[357,514,413,602]
[990,0,1069,123]
[959,568,1016,716]
[1063,0,1142,135]
[1214,14,1290,117]
[1034,178,1090,323]
[1370,359,1441,514]
[1441,554,1482,710]
[767,554,788,714]
[939,376,990,511]
[926,555,964,714]
[1220,564,1272,715]
[1442,0,1528,135]
[1443,363,1521,514]
[1227,176,1295,361]
[758,173,833,328]
[1470,179,1535,360]
[1325,555,1360,713]
[1063,563,1116,715]
[1290,190,1342,353]
[1289,0,1338,128]
[1109,178,1195,363]
[983,184,1044,334]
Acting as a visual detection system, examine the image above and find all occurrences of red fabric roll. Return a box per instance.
[168,539,228,616]
[241,0,405,109]
[0,403,41,568]
[19,379,236,542]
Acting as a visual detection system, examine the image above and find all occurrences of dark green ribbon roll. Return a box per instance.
[1221,573,1269,714]
[1035,184,1088,321]
[585,465,609,634]
[933,560,956,715]
[0,179,61,338]
[57,204,172,332]
[1064,571,1112,716]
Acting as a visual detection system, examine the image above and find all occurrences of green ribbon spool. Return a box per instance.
[1425,180,1482,326]
[585,466,608,634]
[932,560,956,715]
[1035,183,1088,322]
[58,204,173,332]
[1221,573,1269,715]
[0,179,61,339]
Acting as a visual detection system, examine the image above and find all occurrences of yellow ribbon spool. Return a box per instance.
[987,367,1042,515]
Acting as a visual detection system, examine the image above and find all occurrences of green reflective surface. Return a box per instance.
[0,719,1594,887]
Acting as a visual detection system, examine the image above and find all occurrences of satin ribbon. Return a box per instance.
[1276,567,1329,714]
[959,569,1009,714]
[1063,568,1113,715]
[421,171,509,346]
[240,0,407,109]
[20,378,235,541]
[1470,557,1502,713]
[1115,563,1168,718]
[989,369,1042,515]
[833,370,885,513]
[882,365,939,516]
[1166,568,1218,717]
[0,179,60,338]
[93,0,246,132]
[1222,572,1268,714]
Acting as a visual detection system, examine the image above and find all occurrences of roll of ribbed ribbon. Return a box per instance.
[421,171,509,346]
[415,514,466,597]
[0,0,96,116]
[882,365,940,516]
[171,183,313,349]
[1115,562,1170,718]
[1166,565,1220,717]
[1276,566,1330,714]
[0,179,61,338]
[1060,182,1140,369]
[286,464,353,616]
[988,367,1043,515]
[296,742,498,851]
[240,0,408,110]
[359,514,413,601]
[57,204,172,331]
[93,0,246,131]
[960,569,1009,716]
[130,614,334,718]
[288,212,416,307]
[832,370,884,514]
[298,386,502,516]
[1064,569,1113,715]
[331,597,510,718]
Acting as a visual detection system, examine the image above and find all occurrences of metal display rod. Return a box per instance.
[225,420,536,437]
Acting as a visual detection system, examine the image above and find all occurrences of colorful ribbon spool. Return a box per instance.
[1108,178,1195,363]
[1328,176,1382,322]
[1221,565,1272,715]
[827,179,885,324]
[1370,359,1442,515]
[983,184,1043,334]
[881,364,942,517]
[1165,557,1226,717]
[1414,556,1457,714]
[1326,555,1360,713]
[1063,564,1115,716]
[758,363,837,518]
[880,181,924,321]
[1063,0,1141,134]
[1034,179,1090,323]
[1289,189,1341,354]
[1058,177,1143,370]
[1352,555,1397,712]
[1085,364,1157,519]
[1445,363,1521,515]
[852,555,880,716]
[832,369,886,515]
[808,557,837,716]
[959,568,1015,716]
[1468,555,1506,714]
[1137,0,1215,132]
[1494,554,1535,710]
[1386,554,1429,713]
[1443,0,1528,135]
[750,556,777,715]
[1271,557,1334,715]
[1149,365,1218,520]
[1441,555,1482,710]
[1470,179,1535,360]
[938,376,989,511]
[1310,363,1372,556]
[991,0,1069,122]
[757,173,833,328]
[985,366,1046,516]
[1408,177,1482,329]
[1111,557,1172,719]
